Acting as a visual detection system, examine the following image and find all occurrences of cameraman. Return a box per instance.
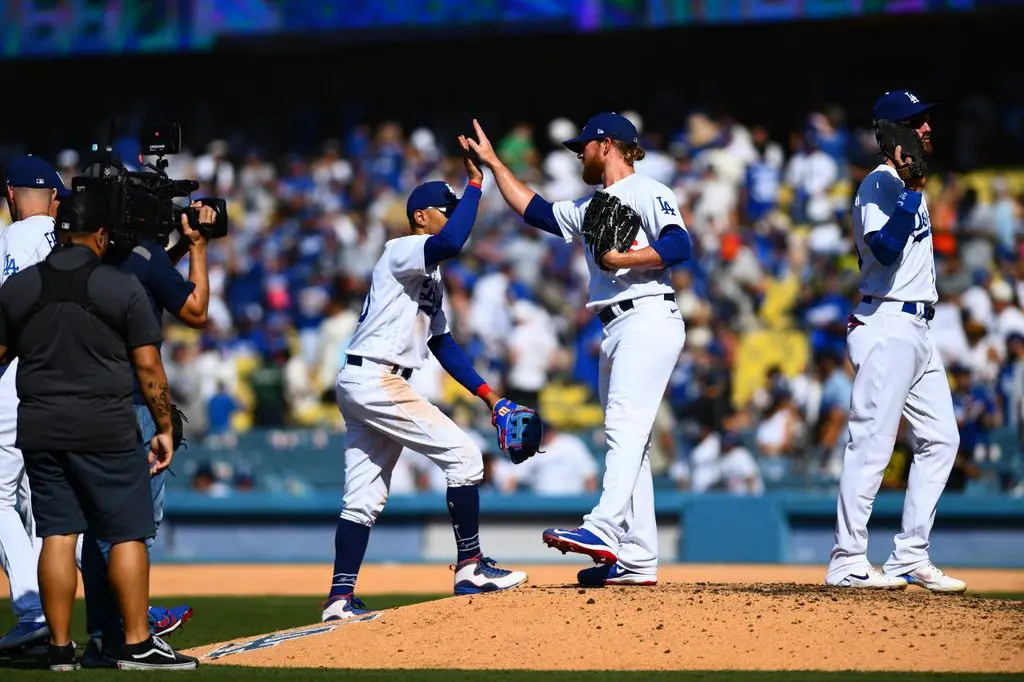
[80,202,216,664]
[0,189,197,670]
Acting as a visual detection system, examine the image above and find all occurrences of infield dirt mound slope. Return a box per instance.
[187,583,1024,673]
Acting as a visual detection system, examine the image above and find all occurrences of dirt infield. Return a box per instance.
[4,562,1023,597]
[185,583,1024,673]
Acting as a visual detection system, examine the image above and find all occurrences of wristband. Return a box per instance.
[468,180,482,189]
[475,383,491,399]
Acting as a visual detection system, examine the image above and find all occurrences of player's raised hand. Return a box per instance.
[464,119,500,168]
[458,134,484,185]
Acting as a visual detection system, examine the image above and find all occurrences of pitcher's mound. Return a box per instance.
[186,583,1024,672]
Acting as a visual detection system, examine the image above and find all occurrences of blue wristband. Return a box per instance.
[895,190,922,215]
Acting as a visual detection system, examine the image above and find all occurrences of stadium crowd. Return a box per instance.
[5,104,1023,498]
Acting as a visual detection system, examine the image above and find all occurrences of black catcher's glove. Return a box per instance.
[581,190,642,271]
[874,119,928,182]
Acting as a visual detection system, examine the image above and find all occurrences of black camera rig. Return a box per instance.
[70,123,228,246]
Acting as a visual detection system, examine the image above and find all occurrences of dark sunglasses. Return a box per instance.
[900,113,930,128]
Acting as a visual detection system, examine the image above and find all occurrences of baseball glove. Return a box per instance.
[874,119,928,182]
[581,190,642,271]
[491,398,544,465]
[171,404,189,451]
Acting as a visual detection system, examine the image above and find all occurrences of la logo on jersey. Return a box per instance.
[656,196,676,216]
[3,255,17,277]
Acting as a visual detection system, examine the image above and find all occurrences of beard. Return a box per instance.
[581,156,603,185]
[921,135,933,155]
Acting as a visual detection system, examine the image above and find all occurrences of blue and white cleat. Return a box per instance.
[453,555,528,595]
[897,563,967,594]
[149,605,194,637]
[0,621,49,653]
[542,527,617,564]
[578,563,657,587]
[321,594,373,621]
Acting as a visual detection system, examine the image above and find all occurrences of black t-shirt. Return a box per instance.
[105,238,194,404]
[0,245,163,452]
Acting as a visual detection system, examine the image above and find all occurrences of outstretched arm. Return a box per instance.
[465,119,561,237]
[423,136,486,267]
[427,332,500,409]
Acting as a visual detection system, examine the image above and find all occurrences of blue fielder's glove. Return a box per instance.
[491,398,544,465]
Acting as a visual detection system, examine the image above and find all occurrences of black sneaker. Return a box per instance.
[117,635,198,671]
[81,638,118,669]
[48,642,80,671]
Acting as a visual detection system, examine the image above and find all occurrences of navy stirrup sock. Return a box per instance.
[447,485,482,563]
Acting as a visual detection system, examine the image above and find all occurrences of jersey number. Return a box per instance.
[418,278,442,317]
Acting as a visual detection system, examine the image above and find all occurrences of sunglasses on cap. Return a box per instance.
[430,201,459,217]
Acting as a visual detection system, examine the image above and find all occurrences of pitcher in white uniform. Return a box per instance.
[825,90,966,593]
[0,156,66,652]
[466,114,691,586]
[321,138,527,622]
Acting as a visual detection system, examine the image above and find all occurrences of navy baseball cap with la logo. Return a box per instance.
[562,112,639,153]
[406,181,460,221]
[872,90,939,123]
[4,154,71,197]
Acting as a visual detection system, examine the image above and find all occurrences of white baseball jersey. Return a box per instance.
[346,234,450,369]
[0,215,56,287]
[853,164,937,304]
[0,214,54,625]
[552,173,684,310]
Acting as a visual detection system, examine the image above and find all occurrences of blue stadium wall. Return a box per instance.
[154,491,1024,567]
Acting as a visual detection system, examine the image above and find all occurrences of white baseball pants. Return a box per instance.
[827,302,959,582]
[582,296,686,575]
[0,360,44,625]
[335,359,484,527]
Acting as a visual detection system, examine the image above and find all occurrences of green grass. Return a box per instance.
[3,595,1022,680]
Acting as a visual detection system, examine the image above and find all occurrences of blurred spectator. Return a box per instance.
[951,363,1001,463]
[206,382,239,441]
[504,300,559,408]
[718,431,764,496]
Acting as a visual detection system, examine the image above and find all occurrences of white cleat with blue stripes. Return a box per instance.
[453,556,528,595]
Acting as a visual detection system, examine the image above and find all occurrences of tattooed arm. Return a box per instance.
[131,344,173,436]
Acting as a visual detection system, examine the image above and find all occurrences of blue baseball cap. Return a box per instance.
[562,112,639,153]
[4,155,71,197]
[872,90,939,123]
[406,181,459,221]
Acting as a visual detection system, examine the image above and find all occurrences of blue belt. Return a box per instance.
[346,354,413,380]
[862,296,935,321]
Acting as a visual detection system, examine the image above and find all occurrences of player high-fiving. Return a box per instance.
[465,113,692,586]
[321,134,534,622]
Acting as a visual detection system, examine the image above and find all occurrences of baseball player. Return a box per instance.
[0,156,66,652]
[465,114,692,586]
[322,137,528,621]
[825,90,966,593]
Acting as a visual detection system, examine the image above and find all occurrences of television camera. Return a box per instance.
[70,123,228,246]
